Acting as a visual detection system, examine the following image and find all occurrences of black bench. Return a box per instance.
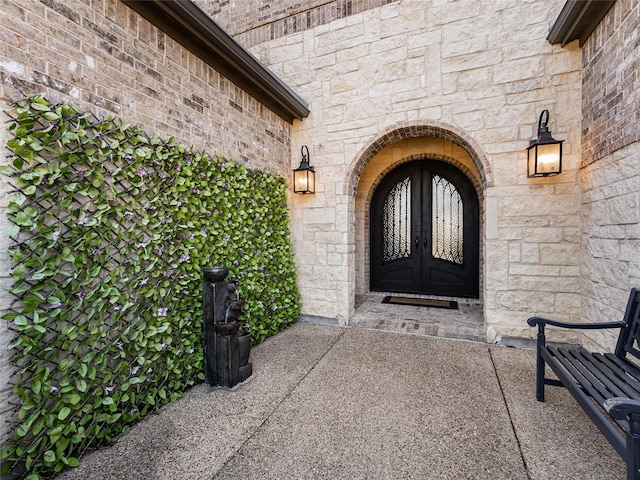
[527,288,640,480]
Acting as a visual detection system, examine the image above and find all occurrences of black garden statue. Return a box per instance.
[202,267,252,387]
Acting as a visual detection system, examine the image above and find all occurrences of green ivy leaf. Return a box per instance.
[65,456,80,467]
[58,407,71,421]
[16,423,29,438]
[43,111,59,121]
[43,449,56,464]
[30,102,50,112]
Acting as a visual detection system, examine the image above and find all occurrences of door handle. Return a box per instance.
[424,237,427,252]
[415,236,419,249]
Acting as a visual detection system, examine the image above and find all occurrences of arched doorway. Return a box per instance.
[345,121,489,323]
[370,159,479,297]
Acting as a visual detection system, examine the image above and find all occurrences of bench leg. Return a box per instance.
[627,416,640,480]
[535,326,546,402]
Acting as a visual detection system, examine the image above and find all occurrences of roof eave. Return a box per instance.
[547,0,616,47]
[122,0,309,123]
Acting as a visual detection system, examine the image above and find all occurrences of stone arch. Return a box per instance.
[364,153,484,209]
[345,120,492,197]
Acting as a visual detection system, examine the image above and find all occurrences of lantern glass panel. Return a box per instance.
[527,142,562,177]
[293,168,315,194]
[536,143,561,174]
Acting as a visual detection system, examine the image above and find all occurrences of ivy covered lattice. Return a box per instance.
[0,95,300,479]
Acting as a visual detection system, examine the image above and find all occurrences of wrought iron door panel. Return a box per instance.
[382,175,412,263]
[432,174,464,265]
[370,160,479,297]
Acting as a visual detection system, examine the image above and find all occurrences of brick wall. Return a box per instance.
[581,0,640,167]
[0,0,292,172]
[0,0,293,445]
[579,0,640,351]
[197,0,398,48]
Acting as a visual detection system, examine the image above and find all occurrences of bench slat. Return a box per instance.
[549,347,632,436]
[551,347,620,400]
[541,347,626,457]
[598,353,640,396]
[548,347,640,402]
[582,352,640,400]
[547,346,640,442]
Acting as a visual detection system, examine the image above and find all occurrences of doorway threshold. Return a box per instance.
[351,292,485,342]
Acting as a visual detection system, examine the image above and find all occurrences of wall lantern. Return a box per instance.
[526,110,564,177]
[293,145,315,194]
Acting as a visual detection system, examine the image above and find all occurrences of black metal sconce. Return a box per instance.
[526,110,564,177]
[293,145,315,194]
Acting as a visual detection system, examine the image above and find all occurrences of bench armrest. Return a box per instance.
[527,316,625,330]
[604,397,640,420]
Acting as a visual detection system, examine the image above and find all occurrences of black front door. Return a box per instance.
[370,160,479,297]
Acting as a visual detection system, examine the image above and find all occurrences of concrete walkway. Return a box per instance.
[57,322,625,480]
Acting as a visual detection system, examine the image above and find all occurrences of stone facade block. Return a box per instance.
[485,241,510,290]
[493,58,544,85]
[520,243,541,264]
[301,208,336,225]
[510,274,580,294]
[430,0,481,25]
[495,291,555,313]
[545,48,582,76]
[509,264,560,277]
[554,293,582,314]
[539,244,581,266]
[604,193,639,225]
[585,255,633,289]
[587,238,617,259]
[620,241,640,263]
[441,50,502,74]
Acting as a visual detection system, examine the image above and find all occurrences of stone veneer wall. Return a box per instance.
[579,0,640,351]
[0,0,293,444]
[235,0,584,340]
[198,0,398,48]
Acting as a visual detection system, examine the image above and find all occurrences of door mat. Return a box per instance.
[382,296,458,309]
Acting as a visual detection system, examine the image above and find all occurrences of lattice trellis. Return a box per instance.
[0,96,300,479]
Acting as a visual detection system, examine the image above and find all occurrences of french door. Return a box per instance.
[370,160,479,297]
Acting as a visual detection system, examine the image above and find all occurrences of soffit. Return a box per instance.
[547,0,616,46]
[122,0,310,123]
